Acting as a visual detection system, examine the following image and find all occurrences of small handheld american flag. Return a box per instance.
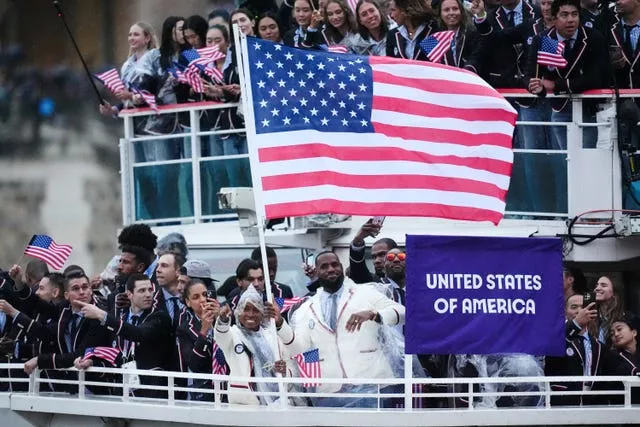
[419,31,456,63]
[197,45,226,62]
[212,342,228,375]
[294,348,321,387]
[23,235,72,270]
[183,49,224,84]
[131,87,158,112]
[94,68,125,96]
[537,36,567,68]
[82,347,120,366]
[274,297,305,313]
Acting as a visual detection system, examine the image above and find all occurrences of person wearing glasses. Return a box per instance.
[380,248,407,307]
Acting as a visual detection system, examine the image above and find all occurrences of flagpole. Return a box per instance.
[51,0,105,106]
[233,25,287,404]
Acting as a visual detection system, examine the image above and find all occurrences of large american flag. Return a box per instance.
[244,38,516,224]
[537,36,567,68]
[211,342,228,375]
[82,347,120,366]
[94,68,125,95]
[23,235,72,270]
[294,348,321,387]
[420,31,456,63]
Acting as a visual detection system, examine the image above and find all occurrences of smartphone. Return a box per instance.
[305,253,316,267]
[583,291,598,308]
[372,216,386,226]
[207,289,217,300]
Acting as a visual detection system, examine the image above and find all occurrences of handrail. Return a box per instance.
[114,89,640,117]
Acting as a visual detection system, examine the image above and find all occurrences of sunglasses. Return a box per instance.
[386,252,406,262]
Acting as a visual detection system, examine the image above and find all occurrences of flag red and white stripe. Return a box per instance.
[212,342,228,375]
[133,88,158,112]
[94,68,125,95]
[293,349,321,387]
[23,234,72,270]
[327,45,349,54]
[204,64,225,83]
[275,297,305,312]
[246,39,517,225]
[425,31,456,63]
[197,45,226,62]
[186,67,205,93]
[347,0,358,12]
[82,347,120,366]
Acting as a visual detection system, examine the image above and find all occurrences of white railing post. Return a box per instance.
[214,378,221,409]
[404,353,413,411]
[122,116,136,224]
[168,374,175,405]
[468,380,474,410]
[28,369,39,395]
[624,380,631,408]
[78,369,85,400]
[566,98,582,218]
[189,109,202,223]
[545,380,551,408]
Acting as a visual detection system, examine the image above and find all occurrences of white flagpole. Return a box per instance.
[233,25,286,403]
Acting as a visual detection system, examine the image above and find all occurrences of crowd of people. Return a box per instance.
[102,0,638,221]
[0,218,638,408]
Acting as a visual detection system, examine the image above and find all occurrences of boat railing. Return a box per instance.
[118,90,640,227]
[1,363,640,425]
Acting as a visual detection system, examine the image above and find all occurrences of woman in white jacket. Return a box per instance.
[214,285,299,406]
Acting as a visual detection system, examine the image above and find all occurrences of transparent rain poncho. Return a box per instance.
[448,354,545,408]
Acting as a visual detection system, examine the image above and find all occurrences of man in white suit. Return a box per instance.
[274,251,405,407]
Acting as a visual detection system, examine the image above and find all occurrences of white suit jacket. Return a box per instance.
[214,319,292,405]
[277,278,405,393]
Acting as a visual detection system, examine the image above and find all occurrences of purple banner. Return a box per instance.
[405,235,564,356]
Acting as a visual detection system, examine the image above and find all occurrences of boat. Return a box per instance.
[2,82,640,425]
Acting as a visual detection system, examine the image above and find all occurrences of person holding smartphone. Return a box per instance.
[349,217,397,284]
[176,278,221,401]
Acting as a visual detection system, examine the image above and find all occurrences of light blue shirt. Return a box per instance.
[580,332,592,376]
[398,23,427,59]
[320,285,344,330]
[162,288,184,321]
[557,33,578,51]
[621,19,640,53]
[501,0,524,26]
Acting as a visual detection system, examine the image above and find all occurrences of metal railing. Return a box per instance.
[1,363,640,425]
[117,90,638,226]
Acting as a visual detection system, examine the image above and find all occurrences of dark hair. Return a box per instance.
[183,277,208,300]
[161,252,186,270]
[373,237,398,250]
[63,271,89,291]
[356,0,389,40]
[25,259,49,282]
[394,0,435,28]
[236,258,262,280]
[126,273,151,292]
[251,246,277,261]
[118,224,157,254]
[160,16,186,70]
[255,11,283,40]
[63,264,85,277]
[314,250,337,266]
[184,15,209,47]
[551,0,580,17]
[324,0,359,44]
[209,23,230,43]
[230,8,256,24]
[121,244,154,269]
[565,267,587,294]
[44,272,65,296]
[208,8,231,23]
